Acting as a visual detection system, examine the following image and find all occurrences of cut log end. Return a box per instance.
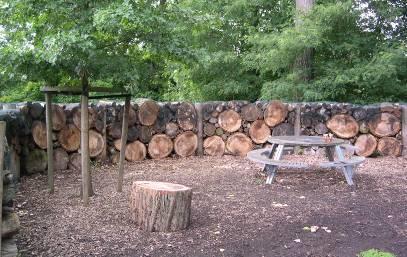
[203,136,225,156]
[58,124,80,152]
[138,100,160,126]
[177,102,197,131]
[326,114,359,139]
[218,110,242,132]
[148,134,173,159]
[32,121,47,149]
[226,133,253,156]
[125,141,147,161]
[264,100,288,127]
[249,120,271,144]
[354,134,377,157]
[174,131,198,157]
[368,113,401,137]
[377,137,402,157]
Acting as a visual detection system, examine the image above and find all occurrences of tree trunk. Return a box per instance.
[226,133,253,156]
[354,134,377,157]
[294,0,315,82]
[129,181,192,232]
[57,124,81,152]
[174,131,198,157]
[148,134,173,159]
[218,110,242,132]
[203,136,225,156]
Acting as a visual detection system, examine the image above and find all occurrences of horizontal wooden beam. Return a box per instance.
[41,86,129,95]
[89,94,132,99]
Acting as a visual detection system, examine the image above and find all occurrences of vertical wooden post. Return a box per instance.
[101,107,107,161]
[402,105,407,157]
[195,103,204,156]
[81,77,90,205]
[0,121,6,254]
[117,97,130,192]
[45,93,54,193]
[294,104,301,154]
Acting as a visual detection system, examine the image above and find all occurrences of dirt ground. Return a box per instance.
[15,153,407,257]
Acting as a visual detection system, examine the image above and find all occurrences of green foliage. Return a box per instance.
[358,249,396,257]
[0,0,406,103]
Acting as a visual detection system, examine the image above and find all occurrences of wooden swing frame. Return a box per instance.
[41,86,131,205]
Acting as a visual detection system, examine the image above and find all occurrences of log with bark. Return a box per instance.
[203,136,225,156]
[368,113,401,137]
[226,133,253,156]
[218,110,242,132]
[25,149,47,174]
[203,123,216,137]
[53,148,69,171]
[139,126,153,144]
[29,103,44,119]
[68,153,81,171]
[89,130,105,157]
[58,124,80,152]
[107,122,123,139]
[272,123,294,136]
[249,120,270,144]
[240,104,262,122]
[51,104,66,131]
[138,100,160,126]
[177,102,197,131]
[354,134,377,157]
[32,121,47,149]
[165,122,179,138]
[125,141,147,161]
[73,107,97,129]
[148,134,173,159]
[264,100,288,127]
[174,131,198,157]
[155,104,174,133]
[129,181,192,232]
[377,137,402,157]
[326,114,359,139]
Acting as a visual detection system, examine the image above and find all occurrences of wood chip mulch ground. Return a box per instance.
[15,153,407,257]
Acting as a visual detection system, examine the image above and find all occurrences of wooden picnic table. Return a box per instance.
[247,136,365,186]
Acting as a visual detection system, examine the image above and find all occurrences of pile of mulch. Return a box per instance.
[15,153,407,257]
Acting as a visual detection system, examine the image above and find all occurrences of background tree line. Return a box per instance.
[0,0,406,103]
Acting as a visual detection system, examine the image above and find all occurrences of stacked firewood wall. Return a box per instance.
[202,100,297,156]
[6,100,404,176]
[300,103,402,157]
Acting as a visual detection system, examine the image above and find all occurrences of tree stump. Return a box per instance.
[130,181,192,232]
[249,120,270,144]
[203,136,225,156]
[218,110,242,132]
[148,134,173,159]
[354,134,377,157]
[326,114,359,138]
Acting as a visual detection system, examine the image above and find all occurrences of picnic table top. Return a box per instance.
[267,136,345,147]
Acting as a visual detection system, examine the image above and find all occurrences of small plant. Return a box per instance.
[358,249,396,257]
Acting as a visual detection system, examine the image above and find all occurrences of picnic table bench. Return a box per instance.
[247,136,365,186]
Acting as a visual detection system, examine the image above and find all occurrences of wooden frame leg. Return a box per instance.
[335,145,354,186]
[265,144,285,185]
[117,97,130,192]
[45,93,54,194]
[262,144,277,172]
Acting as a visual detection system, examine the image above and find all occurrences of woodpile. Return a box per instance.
[10,100,406,177]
